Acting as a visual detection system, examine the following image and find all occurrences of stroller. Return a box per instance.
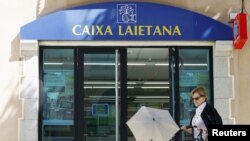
[169,126,204,141]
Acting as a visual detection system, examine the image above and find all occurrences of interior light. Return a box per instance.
[89,96,115,98]
[84,63,147,66]
[84,86,170,89]
[144,81,169,84]
[141,86,169,89]
[44,62,207,66]
[183,63,207,66]
[133,100,169,103]
[84,86,134,89]
[84,81,136,84]
[84,81,115,84]
[135,96,169,98]
[84,63,115,66]
[127,82,137,84]
[127,63,146,66]
[155,63,169,66]
[44,62,64,65]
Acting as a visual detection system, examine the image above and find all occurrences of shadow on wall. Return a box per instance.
[9,35,20,62]
[0,81,22,141]
[36,0,104,17]
[4,35,21,141]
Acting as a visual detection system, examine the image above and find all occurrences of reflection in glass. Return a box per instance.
[127,48,170,141]
[42,49,74,141]
[83,52,117,141]
[179,49,211,141]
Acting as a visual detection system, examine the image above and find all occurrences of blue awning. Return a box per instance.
[20,2,233,41]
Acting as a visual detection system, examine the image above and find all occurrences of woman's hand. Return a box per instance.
[180,125,192,134]
[180,125,187,131]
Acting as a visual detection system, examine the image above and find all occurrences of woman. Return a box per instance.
[181,86,222,141]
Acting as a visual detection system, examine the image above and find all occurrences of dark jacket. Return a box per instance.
[191,103,223,128]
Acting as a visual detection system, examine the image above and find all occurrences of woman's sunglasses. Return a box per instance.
[192,96,201,101]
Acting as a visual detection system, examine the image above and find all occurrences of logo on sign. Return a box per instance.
[117,4,137,23]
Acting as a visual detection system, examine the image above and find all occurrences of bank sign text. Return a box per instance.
[72,25,181,36]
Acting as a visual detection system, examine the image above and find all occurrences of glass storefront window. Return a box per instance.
[40,47,212,141]
[178,48,212,141]
[83,52,117,141]
[127,48,170,141]
[42,49,74,141]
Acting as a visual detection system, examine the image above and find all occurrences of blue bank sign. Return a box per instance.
[20,2,232,40]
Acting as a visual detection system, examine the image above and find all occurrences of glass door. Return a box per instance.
[126,48,171,141]
[178,48,212,141]
[81,49,120,141]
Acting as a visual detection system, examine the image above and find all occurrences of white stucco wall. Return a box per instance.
[0,1,37,141]
[213,41,235,124]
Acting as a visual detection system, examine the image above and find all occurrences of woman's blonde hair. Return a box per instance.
[191,86,208,101]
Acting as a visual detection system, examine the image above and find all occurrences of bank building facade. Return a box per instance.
[0,1,249,141]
